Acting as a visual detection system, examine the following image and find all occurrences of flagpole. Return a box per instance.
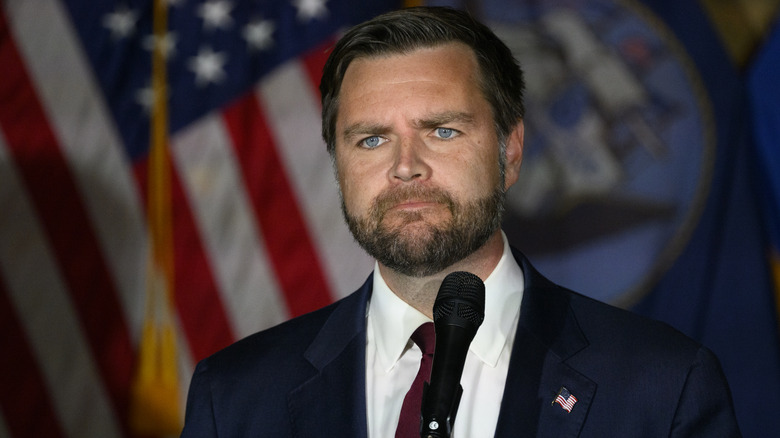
[130,0,182,434]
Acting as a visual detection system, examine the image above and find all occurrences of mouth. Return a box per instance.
[389,199,442,211]
[372,185,456,222]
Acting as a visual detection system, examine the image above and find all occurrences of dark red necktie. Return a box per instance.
[395,322,435,438]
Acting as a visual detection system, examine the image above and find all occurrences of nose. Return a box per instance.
[390,136,431,183]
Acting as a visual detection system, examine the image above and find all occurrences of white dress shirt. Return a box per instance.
[365,233,525,437]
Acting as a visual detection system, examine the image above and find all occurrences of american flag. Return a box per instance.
[0,0,399,436]
[553,387,578,413]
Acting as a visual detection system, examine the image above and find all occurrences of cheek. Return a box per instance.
[338,149,386,184]
[451,147,501,192]
[337,163,373,211]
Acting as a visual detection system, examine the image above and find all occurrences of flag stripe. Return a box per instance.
[258,55,372,300]
[170,168,237,359]
[172,113,289,338]
[132,159,238,362]
[0,8,134,435]
[0,273,66,438]
[174,323,196,407]
[0,133,123,438]
[3,0,148,341]
[300,39,335,95]
[222,93,334,317]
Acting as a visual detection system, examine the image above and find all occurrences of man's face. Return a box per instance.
[334,43,518,277]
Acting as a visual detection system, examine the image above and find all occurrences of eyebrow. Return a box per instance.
[340,111,477,141]
[413,111,476,130]
[341,122,392,141]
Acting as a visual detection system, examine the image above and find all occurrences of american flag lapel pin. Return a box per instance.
[553,386,578,413]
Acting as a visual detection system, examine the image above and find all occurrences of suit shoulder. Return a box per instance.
[565,288,705,362]
[516,249,702,358]
[552,289,738,435]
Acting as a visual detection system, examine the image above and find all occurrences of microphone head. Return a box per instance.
[433,271,485,333]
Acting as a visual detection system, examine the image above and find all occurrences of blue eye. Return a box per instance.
[435,128,456,139]
[362,136,383,148]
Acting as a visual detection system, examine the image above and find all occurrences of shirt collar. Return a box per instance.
[369,266,431,373]
[367,232,525,372]
[473,233,525,366]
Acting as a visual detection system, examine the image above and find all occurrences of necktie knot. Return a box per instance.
[411,322,435,356]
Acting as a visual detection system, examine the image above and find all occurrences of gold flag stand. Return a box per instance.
[129,0,182,434]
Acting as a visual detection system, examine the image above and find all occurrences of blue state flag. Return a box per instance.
[749,18,780,304]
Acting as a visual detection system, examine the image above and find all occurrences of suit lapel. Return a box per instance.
[287,277,373,438]
[495,252,596,437]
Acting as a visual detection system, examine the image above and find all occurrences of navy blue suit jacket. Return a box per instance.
[181,250,740,437]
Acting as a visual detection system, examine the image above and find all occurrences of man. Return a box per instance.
[181,7,740,437]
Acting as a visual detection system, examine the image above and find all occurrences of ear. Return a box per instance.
[503,120,524,191]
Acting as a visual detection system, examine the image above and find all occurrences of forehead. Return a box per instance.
[350,42,478,84]
[336,43,486,128]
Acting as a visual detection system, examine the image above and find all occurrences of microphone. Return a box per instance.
[420,271,485,438]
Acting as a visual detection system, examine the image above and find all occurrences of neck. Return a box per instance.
[378,230,504,318]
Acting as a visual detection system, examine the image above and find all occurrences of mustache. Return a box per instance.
[371,184,456,218]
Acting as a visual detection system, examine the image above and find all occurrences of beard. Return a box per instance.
[343,183,506,278]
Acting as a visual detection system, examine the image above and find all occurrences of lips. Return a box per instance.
[373,185,455,219]
[391,199,441,210]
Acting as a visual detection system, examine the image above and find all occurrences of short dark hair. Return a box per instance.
[320,6,525,154]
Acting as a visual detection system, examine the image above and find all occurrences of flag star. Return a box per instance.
[198,0,234,31]
[292,0,328,22]
[243,19,275,51]
[135,86,154,112]
[102,6,138,39]
[135,84,172,114]
[143,32,178,59]
[188,47,228,86]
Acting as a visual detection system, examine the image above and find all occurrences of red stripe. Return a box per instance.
[172,170,238,359]
[133,160,236,361]
[222,94,334,317]
[0,11,134,436]
[0,273,67,438]
[300,38,336,97]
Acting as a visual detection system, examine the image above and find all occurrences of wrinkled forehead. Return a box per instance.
[337,44,484,118]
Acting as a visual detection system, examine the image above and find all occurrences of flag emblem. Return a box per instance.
[553,387,578,413]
